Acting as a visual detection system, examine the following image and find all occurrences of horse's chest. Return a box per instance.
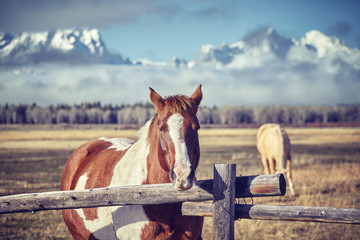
[79,205,149,240]
[76,205,178,240]
[75,181,150,239]
[74,140,151,239]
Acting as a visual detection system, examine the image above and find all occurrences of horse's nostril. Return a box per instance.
[170,167,176,182]
[189,166,195,180]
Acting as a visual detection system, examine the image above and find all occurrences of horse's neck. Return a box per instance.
[110,117,170,186]
[109,121,152,187]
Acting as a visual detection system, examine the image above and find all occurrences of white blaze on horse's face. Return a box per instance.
[167,113,195,190]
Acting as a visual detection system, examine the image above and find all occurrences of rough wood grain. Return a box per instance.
[213,164,236,240]
[0,182,210,214]
[181,203,360,224]
[0,174,284,214]
[236,204,360,224]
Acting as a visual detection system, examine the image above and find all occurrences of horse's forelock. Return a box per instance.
[165,95,197,114]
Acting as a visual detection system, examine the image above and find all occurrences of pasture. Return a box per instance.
[0,125,359,239]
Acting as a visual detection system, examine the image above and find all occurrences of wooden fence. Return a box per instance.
[185,164,360,239]
[1,163,359,240]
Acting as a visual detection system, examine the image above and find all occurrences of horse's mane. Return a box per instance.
[138,117,152,140]
[165,95,197,114]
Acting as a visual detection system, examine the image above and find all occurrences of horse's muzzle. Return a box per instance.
[170,165,195,191]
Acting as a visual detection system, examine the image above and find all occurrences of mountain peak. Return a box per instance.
[193,27,359,69]
[0,28,128,65]
[196,27,294,66]
[243,27,293,59]
[48,28,105,57]
[243,27,279,42]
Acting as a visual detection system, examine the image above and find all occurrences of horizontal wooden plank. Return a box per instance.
[0,182,210,214]
[0,174,284,214]
[236,204,360,224]
[181,202,360,224]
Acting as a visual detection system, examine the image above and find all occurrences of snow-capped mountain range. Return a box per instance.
[0,27,359,69]
[193,27,359,69]
[0,28,129,65]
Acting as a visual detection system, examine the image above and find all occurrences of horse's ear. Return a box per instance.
[190,84,202,113]
[149,87,165,113]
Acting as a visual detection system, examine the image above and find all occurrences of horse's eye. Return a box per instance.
[159,124,166,133]
[159,123,168,133]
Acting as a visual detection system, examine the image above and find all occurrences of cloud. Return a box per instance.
[1,60,359,107]
[0,0,178,32]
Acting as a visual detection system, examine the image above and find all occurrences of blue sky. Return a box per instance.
[102,0,360,61]
[1,0,360,61]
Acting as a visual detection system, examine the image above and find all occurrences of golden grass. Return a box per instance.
[286,128,360,145]
[0,129,138,141]
[235,161,360,240]
[0,129,138,150]
[1,127,358,149]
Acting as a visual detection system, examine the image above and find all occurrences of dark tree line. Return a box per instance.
[0,102,359,125]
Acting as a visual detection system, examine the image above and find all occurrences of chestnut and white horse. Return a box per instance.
[256,123,295,195]
[61,85,204,239]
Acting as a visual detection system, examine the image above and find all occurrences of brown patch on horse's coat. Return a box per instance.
[141,204,203,240]
[145,117,176,180]
[62,206,93,240]
[61,139,129,190]
[61,139,129,235]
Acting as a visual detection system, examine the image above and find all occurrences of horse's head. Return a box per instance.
[149,85,202,191]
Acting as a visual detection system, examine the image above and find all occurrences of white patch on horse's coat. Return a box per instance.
[110,120,150,186]
[74,173,88,190]
[74,173,116,239]
[109,120,151,239]
[99,137,135,151]
[167,113,191,167]
[73,120,152,239]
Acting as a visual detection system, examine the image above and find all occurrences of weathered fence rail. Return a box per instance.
[0,173,284,214]
[182,202,360,224]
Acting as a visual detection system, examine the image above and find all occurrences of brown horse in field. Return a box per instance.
[256,123,295,195]
[61,85,204,239]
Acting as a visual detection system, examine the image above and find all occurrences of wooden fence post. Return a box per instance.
[213,164,236,240]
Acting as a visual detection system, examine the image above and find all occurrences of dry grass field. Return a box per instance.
[0,124,359,239]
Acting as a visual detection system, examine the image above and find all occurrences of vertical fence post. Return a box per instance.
[213,164,236,240]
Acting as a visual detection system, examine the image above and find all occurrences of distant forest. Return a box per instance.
[0,102,359,126]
